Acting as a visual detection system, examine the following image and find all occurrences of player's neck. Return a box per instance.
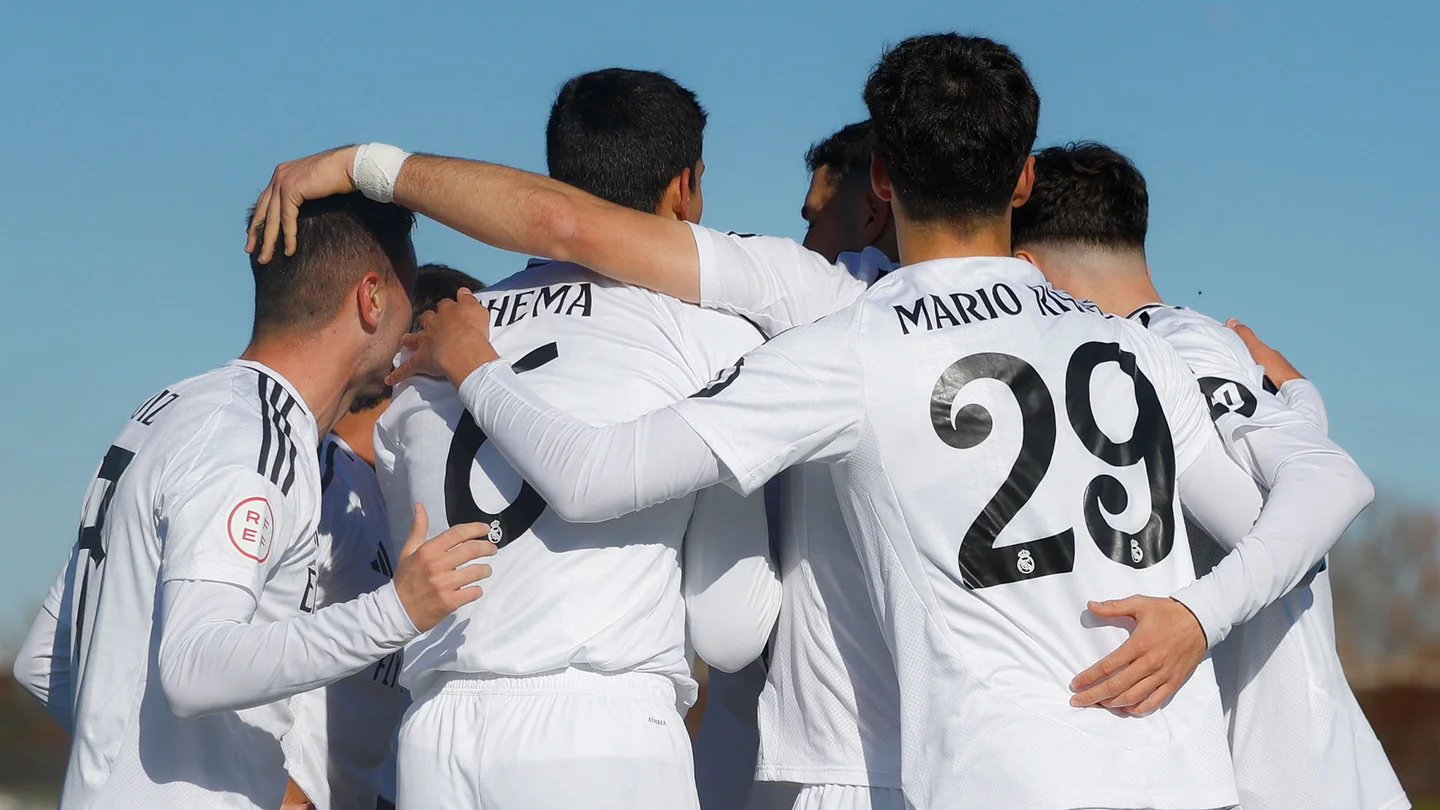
[895,215,1012,266]
[1018,245,1162,317]
[241,332,355,440]
[331,405,385,468]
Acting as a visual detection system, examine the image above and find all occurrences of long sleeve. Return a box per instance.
[684,485,780,673]
[156,577,418,720]
[1278,378,1328,434]
[14,555,77,732]
[1172,425,1373,649]
[456,363,727,523]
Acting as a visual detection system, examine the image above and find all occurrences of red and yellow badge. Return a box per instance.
[227,497,275,562]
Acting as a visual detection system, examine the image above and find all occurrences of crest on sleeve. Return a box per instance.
[692,358,745,399]
[227,497,275,562]
[1197,376,1258,421]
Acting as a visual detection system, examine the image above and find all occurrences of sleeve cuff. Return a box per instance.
[685,221,720,308]
[1170,580,1229,649]
[373,580,419,642]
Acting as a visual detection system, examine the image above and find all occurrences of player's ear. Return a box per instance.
[869,150,893,202]
[357,271,386,332]
[1012,155,1035,208]
[657,170,688,222]
[1014,248,1039,265]
[862,187,891,244]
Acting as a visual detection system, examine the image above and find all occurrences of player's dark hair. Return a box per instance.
[863,33,1039,225]
[1011,142,1148,251]
[410,263,487,332]
[546,68,707,213]
[805,120,874,187]
[247,193,416,340]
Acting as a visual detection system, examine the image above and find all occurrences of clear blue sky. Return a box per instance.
[1,0,1436,647]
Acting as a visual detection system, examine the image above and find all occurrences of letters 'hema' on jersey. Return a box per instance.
[375,260,763,703]
[670,256,1236,810]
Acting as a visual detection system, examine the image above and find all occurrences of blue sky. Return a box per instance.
[1,0,1436,646]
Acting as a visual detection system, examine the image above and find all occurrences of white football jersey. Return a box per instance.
[688,224,902,788]
[284,434,405,810]
[671,257,1237,810]
[1134,304,1407,810]
[375,260,764,704]
[59,360,322,810]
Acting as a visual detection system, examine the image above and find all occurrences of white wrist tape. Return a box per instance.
[352,143,412,203]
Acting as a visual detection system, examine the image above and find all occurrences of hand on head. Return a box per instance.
[246,146,361,264]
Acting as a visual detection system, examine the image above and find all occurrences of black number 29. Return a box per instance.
[443,343,559,548]
[931,342,1177,589]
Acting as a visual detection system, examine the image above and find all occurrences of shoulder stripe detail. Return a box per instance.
[256,372,299,496]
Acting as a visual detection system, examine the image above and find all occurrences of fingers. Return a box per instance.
[1071,648,1155,708]
[1070,634,1143,698]
[1127,680,1180,716]
[451,562,493,588]
[400,502,430,560]
[439,537,498,570]
[247,185,273,254]
[1099,672,1165,709]
[1086,596,1145,619]
[260,179,284,265]
[282,188,302,258]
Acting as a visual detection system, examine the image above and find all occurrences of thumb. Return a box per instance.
[401,502,429,560]
[1088,596,1144,618]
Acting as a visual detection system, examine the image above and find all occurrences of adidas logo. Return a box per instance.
[371,544,395,578]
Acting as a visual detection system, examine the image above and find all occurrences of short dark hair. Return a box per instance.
[546,68,707,213]
[863,34,1039,225]
[247,194,416,339]
[410,263,486,332]
[1011,142,1148,251]
[805,121,874,187]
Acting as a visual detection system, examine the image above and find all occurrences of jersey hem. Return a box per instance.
[753,765,902,790]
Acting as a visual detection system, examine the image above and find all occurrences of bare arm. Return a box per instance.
[246,146,701,301]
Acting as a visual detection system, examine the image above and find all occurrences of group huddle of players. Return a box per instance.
[13,30,1411,810]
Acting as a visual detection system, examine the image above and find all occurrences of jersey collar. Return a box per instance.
[227,359,315,422]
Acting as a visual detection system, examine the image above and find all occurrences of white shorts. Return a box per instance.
[397,667,698,810]
[745,782,907,810]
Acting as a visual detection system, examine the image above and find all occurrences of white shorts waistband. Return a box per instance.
[425,667,678,705]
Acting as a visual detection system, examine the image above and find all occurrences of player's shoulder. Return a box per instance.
[1129,305,1261,384]
[164,361,319,500]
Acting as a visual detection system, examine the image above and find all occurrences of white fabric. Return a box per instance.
[375,260,776,808]
[744,782,906,810]
[14,560,76,732]
[1279,378,1328,435]
[156,577,412,719]
[396,667,698,810]
[284,434,409,810]
[36,361,331,809]
[688,226,902,788]
[352,143,411,204]
[459,257,1245,809]
[1138,306,1406,810]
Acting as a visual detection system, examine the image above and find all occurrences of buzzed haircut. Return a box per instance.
[863,33,1039,225]
[409,263,487,332]
[1011,142,1149,251]
[546,68,707,213]
[247,193,416,340]
[805,120,874,187]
